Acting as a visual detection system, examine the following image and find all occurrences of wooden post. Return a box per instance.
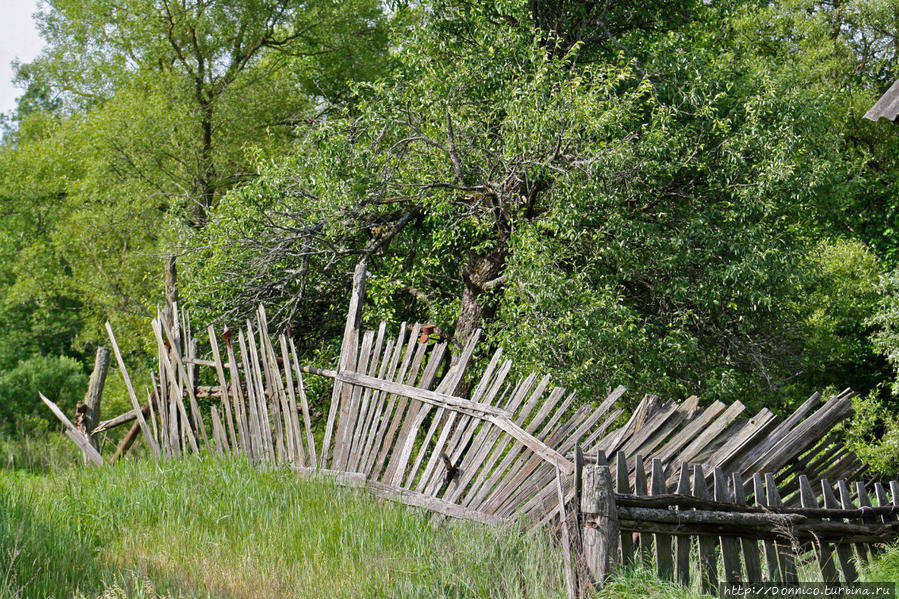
[164,254,181,355]
[77,347,110,450]
[321,258,367,467]
[580,450,618,591]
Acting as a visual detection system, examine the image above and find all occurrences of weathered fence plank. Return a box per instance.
[581,452,618,590]
[692,464,720,595]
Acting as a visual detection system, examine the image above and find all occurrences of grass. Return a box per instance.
[1,453,571,598]
[1,436,896,599]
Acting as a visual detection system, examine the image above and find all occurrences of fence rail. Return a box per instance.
[567,450,898,597]
[39,261,895,598]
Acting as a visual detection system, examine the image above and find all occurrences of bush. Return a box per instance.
[844,390,899,478]
[0,355,87,431]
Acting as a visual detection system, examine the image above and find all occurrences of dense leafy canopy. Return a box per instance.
[0,0,898,471]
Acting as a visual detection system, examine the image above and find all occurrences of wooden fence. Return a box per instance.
[38,261,895,597]
[566,450,899,596]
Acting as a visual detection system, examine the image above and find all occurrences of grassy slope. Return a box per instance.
[0,447,895,599]
[2,455,568,598]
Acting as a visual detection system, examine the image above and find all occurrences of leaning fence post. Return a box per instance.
[580,450,618,590]
[76,346,110,451]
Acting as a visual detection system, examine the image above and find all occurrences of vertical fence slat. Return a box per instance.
[838,480,870,565]
[714,467,743,584]
[615,452,636,565]
[634,454,652,567]
[765,473,798,583]
[855,482,881,552]
[692,464,719,595]
[555,466,577,599]
[753,473,780,582]
[732,472,762,582]
[674,463,692,587]
[798,474,840,584]
[821,479,858,582]
[875,482,898,524]
[650,458,674,580]
[581,451,618,591]
[321,259,367,467]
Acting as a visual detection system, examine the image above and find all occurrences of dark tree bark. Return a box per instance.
[453,243,507,366]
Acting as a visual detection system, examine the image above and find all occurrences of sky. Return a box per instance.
[0,0,44,115]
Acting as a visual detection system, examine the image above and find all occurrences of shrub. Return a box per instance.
[0,355,87,431]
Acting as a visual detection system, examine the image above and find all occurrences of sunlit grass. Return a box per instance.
[1,436,895,599]
[1,454,567,598]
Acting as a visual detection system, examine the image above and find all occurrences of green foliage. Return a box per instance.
[861,541,899,584]
[0,355,88,430]
[2,0,899,431]
[844,391,899,477]
[188,0,888,409]
[0,0,392,430]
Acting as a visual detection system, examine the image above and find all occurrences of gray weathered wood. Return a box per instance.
[677,402,745,466]
[208,326,239,452]
[714,467,743,584]
[693,464,719,595]
[652,401,725,465]
[106,322,160,457]
[732,472,763,582]
[441,371,539,503]
[754,473,781,581]
[357,325,408,476]
[799,474,840,583]
[224,330,251,457]
[821,479,858,582]
[855,482,882,558]
[462,388,570,511]
[335,329,375,470]
[634,454,652,566]
[79,347,110,450]
[736,392,820,474]
[321,259,367,467]
[40,393,105,465]
[338,369,574,475]
[91,404,150,435]
[674,463,691,586]
[580,453,618,590]
[158,316,209,450]
[651,458,674,580]
[348,324,388,472]
[765,472,798,582]
[750,390,854,476]
[838,479,871,565]
[556,466,578,599]
[288,337,317,468]
[246,320,274,459]
[371,328,426,479]
[237,328,264,459]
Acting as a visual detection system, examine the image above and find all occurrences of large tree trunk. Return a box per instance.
[452,244,507,372]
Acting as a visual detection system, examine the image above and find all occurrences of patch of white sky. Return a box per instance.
[0,0,44,115]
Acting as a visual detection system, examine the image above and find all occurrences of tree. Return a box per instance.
[185,0,884,408]
[0,0,389,357]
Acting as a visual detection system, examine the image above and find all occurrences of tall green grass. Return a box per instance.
[2,440,895,599]
[1,455,571,598]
